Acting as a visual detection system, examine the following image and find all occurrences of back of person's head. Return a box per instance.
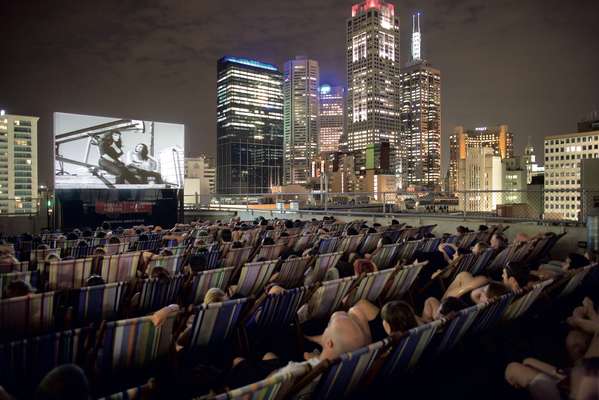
[66,232,79,241]
[456,226,468,235]
[262,237,275,246]
[438,296,468,317]
[188,254,207,273]
[231,241,244,249]
[95,231,106,239]
[478,225,489,232]
[159,249,173,257]
[108,236,120,244]
[76,240,88,248]
[487,281,510,299]
[505,261,531,288]
[150,266,170,281]
[5,280,32,298]
[379,236,392,246]
[220,229,232,242]
[101,222,111,231]
[353,259,376,275]
[36,364,89,400]
[381,301,418,334]
[567,253,590,270]
[472,242,489,255]
[85,275,105,287]
[284,220,294,229]
[204,288,227,305]
[259,219,268,227]
[391,219,400,225]
[322,312,368,359]
[346,227,358,236]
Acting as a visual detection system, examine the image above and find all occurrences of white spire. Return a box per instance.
[411,12,421,62]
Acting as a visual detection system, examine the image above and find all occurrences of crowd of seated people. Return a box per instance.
[0,216,597,399]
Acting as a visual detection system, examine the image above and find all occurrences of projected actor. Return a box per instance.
[98,131,141,184]
[127,143,163,184]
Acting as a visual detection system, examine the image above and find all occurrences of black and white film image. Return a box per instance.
[54,112,184,189]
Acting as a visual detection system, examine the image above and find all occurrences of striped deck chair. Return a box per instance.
[370,243,401,269]
[253,243,286,261]
[345,268,396,306]
[420,237,442,253]
[233,260,278,297]
[166,245,188,257]
[469,293,514,334]
[308,276,357,320]
[487,245,517,272]
[382,229,403,244]
[137,275,185,313]
[398,227,420,241]
[307,252,343,284]
[469,248,495,276]
[435,304,483,354]
[135,238,161,252]
[502,279,553,321]
[359,233,382,255]
[307,339,391,400]
[99,383,153,400]
[558,263,596,298]
[275,256,312,288]
[75,282,128,322]
[444,235,460,245]
[99,313,176,374]
[458,231,478,249]
[223,247,253,269]
[249,287,308,334]
[104,243,130,256]
[381,261,426,301]
[89,238,108,248]
[46,257,95,290]
[187,298,248,349]
[187,266,235,305]
[70,245,95,259]
[447,253,478,279]
[293,234,317,253]
[418,224,437,237]
[335,234,365,257]
[396,239,422,263]
[317,237,340,255]
[30,248,61,263]
[213,362,311,400]
[0,292,56,340]
[101,252,141,284]
[242,229,261,247]
[381,319,444,377]
[146,254,182,275]
[12,261,31,273]
[277,234,300,251]
[0,270,40,298]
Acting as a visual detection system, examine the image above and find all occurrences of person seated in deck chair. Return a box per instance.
[4,279,33,299]
[36,364,90,400]
[502,261,533,291]
[421,296,469,323]
[349,299,420,342]
[533,253,591,280]
[0,245,18,273]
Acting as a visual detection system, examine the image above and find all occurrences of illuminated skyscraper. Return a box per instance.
[216,56,283,194]
[346,0,401,171]
[400,13,441,190]
[283,56,319,185]
[319,84,345,154]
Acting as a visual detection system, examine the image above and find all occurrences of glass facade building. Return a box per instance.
[216,56,284,194]
[319,84,345,154]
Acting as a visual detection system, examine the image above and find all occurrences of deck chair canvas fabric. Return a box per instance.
[293,234,316,253]
[99,314,176,373]
[396,240,422,263]
[469,293,514,334]
[370,243,401,269]
[435,304,483,354]
[188,298,248,349]
[224,247,253,269]
[346,269,396,306]
[99,383,153,400]
[307,252,342,284]
[188,267,235,305]
[101,252,141,284]
[146,255,182,276]
[359,233,382,255]
[381,261,425,301]
[254,244,286,261]
[0,292,56,341]
[76,282,128,322]
[250,287,308,332]
[0,271,40,299]
[104,243,130,256]
[335,234,364,256]
[275,256,312,288]
[502,279,553,321]
[308,276,357,321]
[137,275,185,313]
[469,249,495,276]
[559,264,596,298]
[421,237,442,253]
[30,248,61,263]
[234,260,278,297]
[46,258,95,290]
[317,237,340,255]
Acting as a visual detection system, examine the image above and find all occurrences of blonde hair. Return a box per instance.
[204,288,227,305]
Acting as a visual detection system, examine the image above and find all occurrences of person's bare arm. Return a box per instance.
[522,358,565,380]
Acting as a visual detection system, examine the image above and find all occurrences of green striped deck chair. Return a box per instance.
[46,257,95,290]
[307,252,343,284]
[308,338,391,400]
[188,266,235,305]
[213,361,311,400]
[435,304,483,354]
[147,254,183,276]
[502,279,553,321]
[293,234,317,253]
[396,239,422,263]
[75,282,128,322]
[0,292,56,341]
[188,298,248,349]
[99,383,153,400]
[381,319,444,377]
[275,256,312,289]
[101,252,142,283]
[469,293,514,334]
[469,248,495,276]
[223,247,253,269]
[335,234,365,257]
[233,260,278,297]
[359,232,382,255]
[380,261,426,301]
[0,270,40,298]
[137,275,185,313]
[317,237,340,255]
[370,243,401,269]
[165,245,188,257]
[0,327,91,391]
[104,243,131,256]
[253,243,286,261]
[308,276,357,320]
[558,263,596,298]
[346,268,396,306]
[99,313,176,373]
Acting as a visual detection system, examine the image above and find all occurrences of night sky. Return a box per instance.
[2,0,598,188]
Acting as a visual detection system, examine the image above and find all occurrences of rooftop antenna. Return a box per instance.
[411,12,421,62]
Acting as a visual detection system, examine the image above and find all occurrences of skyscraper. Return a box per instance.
[449,125,514,192]
[0,111,38,214]
[216,56,283,194]
[319,84,345,154]
[283,56,319,185]
[400,13,441,190]
[346,0,401,171]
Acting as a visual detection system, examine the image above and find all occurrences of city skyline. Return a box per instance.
[1,0,598,187]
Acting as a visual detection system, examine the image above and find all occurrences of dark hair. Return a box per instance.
[457,226,469,235]
[487,281,510,299]
[262,237,275,246]
[231,241,244,249]
[135,143,149,159]
[85,275,105,287]
[188,254,207,273]
[478,225,489,232]
[36,364,90,400]
[108,236,121,244]
[95,231,106,239]
[505,261,530,288]
[346,227,358,236]
[380,236,393,246]
[568,253,590,270]
[438,297,468,316]
[391,219,400,225]
[101,222,111,231]
[221,229,232,242]
[259,219,268,226]
[6,279,33,298]
[381,301,418,334]
[284,220,294,229]
[66,232,79,241]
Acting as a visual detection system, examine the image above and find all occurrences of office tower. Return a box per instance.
[400,13,441,190]
[578,111,599,132]
[0,111,38,214]
[216,56,284,194]
[457,147,503,212]
[319,84,345,154]
[185,155,216,193]
[449,125,514,192]
[283,56,320,185]
[544,130,599,220]
[346,0,401,171]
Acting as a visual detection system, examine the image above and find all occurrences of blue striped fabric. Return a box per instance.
[251,287,307,332]
[188,298,248,349]
[76,282,128,322]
